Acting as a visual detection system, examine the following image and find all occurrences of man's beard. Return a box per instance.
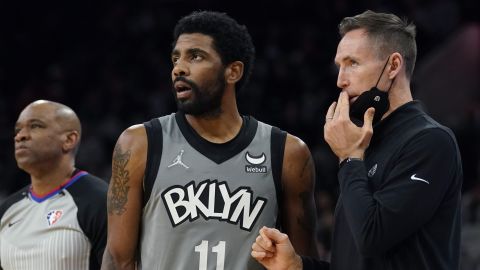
[172,72,226,117]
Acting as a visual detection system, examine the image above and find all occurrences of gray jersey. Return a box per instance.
[0,171,107,270]
[140,112,286,270]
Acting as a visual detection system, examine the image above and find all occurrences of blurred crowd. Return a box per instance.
[0,0,478,267]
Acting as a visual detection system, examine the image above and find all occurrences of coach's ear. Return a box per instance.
[388,52,403,79]
[225,61,244,85]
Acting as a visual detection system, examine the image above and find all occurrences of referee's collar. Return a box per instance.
[29,170,88,203]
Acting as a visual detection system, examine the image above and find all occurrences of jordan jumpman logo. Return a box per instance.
[168,150,189,169]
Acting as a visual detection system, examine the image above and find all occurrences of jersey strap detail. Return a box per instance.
[271,126,287,229]
[143,118,163,207]
[175,112,258,164]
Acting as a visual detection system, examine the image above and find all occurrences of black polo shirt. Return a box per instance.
[329,101,463,270]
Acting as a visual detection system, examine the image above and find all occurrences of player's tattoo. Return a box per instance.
[107,143,132,215]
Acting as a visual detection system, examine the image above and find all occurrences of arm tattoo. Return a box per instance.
[107,144,132,215]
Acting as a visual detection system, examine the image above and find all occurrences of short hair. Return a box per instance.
[339,10,417,79]
[173,11,255,92]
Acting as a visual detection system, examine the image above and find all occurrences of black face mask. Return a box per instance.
[349,58,393,126]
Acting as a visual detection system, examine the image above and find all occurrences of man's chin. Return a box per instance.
[15,159,34,172]
[178,105,201,116]
[177,101,196,114]
[349,96,358,105]
[178,104,222,117]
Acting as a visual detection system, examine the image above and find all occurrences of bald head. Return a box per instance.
[24,100,81,135]
[17,100,82,156]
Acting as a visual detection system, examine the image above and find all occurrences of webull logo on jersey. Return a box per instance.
[162,180,267,231]
[245,152,267,173]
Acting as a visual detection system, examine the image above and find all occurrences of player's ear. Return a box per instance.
[225,61,244,84]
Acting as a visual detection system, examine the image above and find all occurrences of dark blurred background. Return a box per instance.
[0,0,478,267]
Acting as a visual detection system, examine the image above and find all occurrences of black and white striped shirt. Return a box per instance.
[0,171,107,270]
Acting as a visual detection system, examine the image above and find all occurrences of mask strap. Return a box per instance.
[387,76,395,92]
[374,56,391,87]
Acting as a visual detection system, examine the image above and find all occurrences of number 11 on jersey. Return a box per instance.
[195,240,226,270]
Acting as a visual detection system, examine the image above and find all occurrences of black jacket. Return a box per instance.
[302,101,463,270]
[329,101,462,270]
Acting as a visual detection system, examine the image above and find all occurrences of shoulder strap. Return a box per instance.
[270,126,287,229]
[143,118,163,207]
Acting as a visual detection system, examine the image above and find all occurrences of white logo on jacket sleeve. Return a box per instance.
[368,164,378,177]
[410,174,430,184]
[162,180,267,231]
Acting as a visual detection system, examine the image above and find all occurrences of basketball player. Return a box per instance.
[251,10,463,270]
[0,100,108,269]
[101,11,318,270]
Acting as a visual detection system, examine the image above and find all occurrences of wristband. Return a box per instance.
[339,157,363,169]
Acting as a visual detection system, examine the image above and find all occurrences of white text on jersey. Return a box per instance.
[162,180,267,231]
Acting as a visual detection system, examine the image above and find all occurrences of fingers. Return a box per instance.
[334,91,350,119]
[254,227,276,252]
[325,102,337,122]
[251,243,274,259]
[254,234,275,252]
[251,227,277,260]
[251,250,271,260]
[261,227,289,244]
[251,227,288,257]
[362,107,375,130]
